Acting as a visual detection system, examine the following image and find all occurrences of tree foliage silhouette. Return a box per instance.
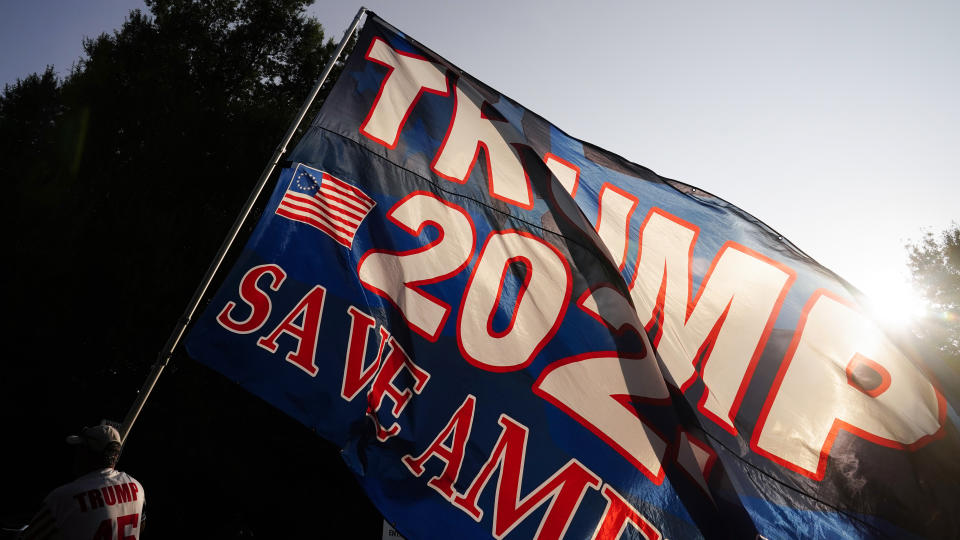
[2,2,377,536]
[4,0,342,381]
[908,225,960,369]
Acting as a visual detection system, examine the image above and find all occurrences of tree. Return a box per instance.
[4,0,343,383]
[907,225,960,369]
[2,2,378,536]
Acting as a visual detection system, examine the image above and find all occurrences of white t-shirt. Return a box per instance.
[25,469,145,540]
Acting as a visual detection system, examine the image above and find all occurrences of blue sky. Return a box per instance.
[4,0,958,322]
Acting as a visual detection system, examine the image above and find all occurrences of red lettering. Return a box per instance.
[457,230,571,372]
[367,337,430,441]
[846,353,892,398]
[543,153,580,197]
[257,285,327,376]
[486,256,533,338]
[360,37,449,149]
[73,492,89,512]
[89,489,105,509]
[216,264,286,334]
[452,415,600,540]
[341,306,389,401]
[101,485,117,506]
[628,209,795,435]
[402,395,477,499]
[431,80,534,210]
[752,290,945,479]
[591,485,661,540]
[533,351,669,485]
[117,513,139,540]
[357,191,475,341]
[594,183,639,271]
[114,483,131,503]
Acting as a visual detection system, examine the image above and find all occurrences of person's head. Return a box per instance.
[67,424,122,474]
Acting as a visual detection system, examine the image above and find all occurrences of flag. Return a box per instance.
[275,169,376,248]
[186,12,960,539]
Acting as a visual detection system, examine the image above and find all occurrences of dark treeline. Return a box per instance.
[907,226,960,371]
[2,0,380,536]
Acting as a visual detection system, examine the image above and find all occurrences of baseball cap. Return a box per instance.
[66,424,122,453]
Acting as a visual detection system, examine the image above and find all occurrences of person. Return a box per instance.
[22,424,145,540]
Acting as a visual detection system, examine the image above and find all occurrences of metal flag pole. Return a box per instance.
[118,6,369,444]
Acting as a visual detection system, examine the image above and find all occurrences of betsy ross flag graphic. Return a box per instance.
[276,168,376,248]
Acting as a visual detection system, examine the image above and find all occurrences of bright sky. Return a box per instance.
[4,1,957,324]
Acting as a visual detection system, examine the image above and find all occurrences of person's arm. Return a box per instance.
[20,503,58,540]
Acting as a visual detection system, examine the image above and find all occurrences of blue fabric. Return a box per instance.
[186,14,959,539]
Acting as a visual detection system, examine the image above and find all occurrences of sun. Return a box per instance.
[858,276,928,328]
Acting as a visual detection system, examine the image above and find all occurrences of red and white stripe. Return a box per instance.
[276,172,376,248]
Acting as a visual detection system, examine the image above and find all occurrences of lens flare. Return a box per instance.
[859,276,929,328]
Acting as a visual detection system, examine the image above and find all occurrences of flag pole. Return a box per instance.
[118,6,369,445]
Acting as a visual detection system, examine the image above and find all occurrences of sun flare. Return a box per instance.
[859,276,928,328]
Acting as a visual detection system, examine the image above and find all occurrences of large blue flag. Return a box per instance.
[186,13,959,539]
